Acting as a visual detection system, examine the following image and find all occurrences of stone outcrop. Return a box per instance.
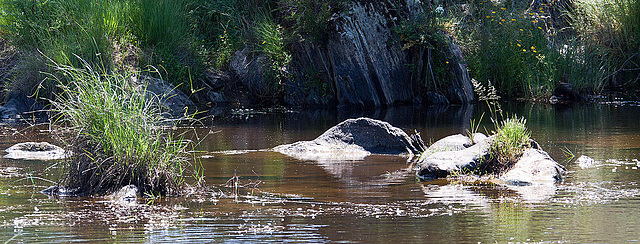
[135,75,195,117]
[415,133,566,186]
[274,117,423,161]
[499,149,566,185]
[225,1,476,108]
[415,133,492,179]
[5,142,67,161]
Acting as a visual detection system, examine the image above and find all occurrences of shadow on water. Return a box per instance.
[3,103,640,242]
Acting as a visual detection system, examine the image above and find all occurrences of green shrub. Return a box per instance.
[279,0,344,43]
[463,0,559,99]
[50,60,201,196]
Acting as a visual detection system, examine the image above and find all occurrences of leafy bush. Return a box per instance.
[463,0,559,99]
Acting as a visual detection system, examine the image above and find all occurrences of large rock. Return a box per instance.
[415,134,566,185]
[284,2,413,108]
[327,3,412,107]
[499,149,566,185]
[415,134,492,180]
[445,40,476,104]
[5,142,67,160]
[274,117,422,161]
[229,48,270,98]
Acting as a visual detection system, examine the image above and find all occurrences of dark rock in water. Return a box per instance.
[109,185,139,205]
[551,82,582,104]
[5,142,67,160]
[415,134,492,180]
[135,75,195,117]
[424,92,450,105]
[0,92,47,122]
[274,117,423,161]
[499,149,567,185]
[208,91,228,105]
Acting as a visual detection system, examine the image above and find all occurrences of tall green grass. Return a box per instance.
[570,0,640,89]
[0,0,200,96]
[50,59,201,196]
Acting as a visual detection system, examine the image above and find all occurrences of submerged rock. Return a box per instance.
[274,117,423,161]
[575,155,599,169]
[109,185,139,205]
[5,142,67,160]
[41,185,78,197]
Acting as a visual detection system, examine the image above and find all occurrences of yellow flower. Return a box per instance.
[492,11,496,14]
[517,43,521,47]
[532,20,537,23]
[519,29,524,31]
[522,49,527,52]
[501,7,506,10]
[486,16,490,18]
[262,41,266,44]
[531,46,535,50]
[533,50,537,53]
[446,61,449,64]
[538,26,543,29]
[501,19,505,22]
[512,18,516,21]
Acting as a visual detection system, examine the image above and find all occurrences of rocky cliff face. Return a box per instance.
[221,0,475,108]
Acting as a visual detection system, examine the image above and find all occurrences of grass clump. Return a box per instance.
[50,60,201,196]
[487,116,531,174]
[570,0,640,90]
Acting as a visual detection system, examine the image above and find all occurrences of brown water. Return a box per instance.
[2,103,640,243]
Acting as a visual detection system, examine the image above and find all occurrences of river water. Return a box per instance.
[1,103,640,243]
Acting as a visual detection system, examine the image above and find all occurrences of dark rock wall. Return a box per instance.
[224,0,475,108]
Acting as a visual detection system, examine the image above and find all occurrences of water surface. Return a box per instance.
[1,103,640,243]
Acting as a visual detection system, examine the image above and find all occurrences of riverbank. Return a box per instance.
[0,0,638,110]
